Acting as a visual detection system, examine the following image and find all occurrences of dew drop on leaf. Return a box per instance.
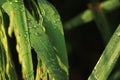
[9,2,12,4]
[35,21,38,24]
[25,31,29,35]
[35,32,40,36]
[33,25,37,28]
[19,47,22,50]
[28,26,32,29]
[41,27,46,32]
[53,46,57,52]
[24,34,27,38]
[25,40,29,44]
[20,8,24,12]
[27,18,31,25]
[15,0,18,2]
[116,32,120,37]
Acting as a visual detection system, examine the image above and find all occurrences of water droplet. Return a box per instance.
[26,31,29,35]
[9,2,12,4]
[57,68,62,72]
[41,8,45,16]
[15,0,18,2]
[25,40,29,44]
[19,47,22,50]
[35,21,38,24]
[35,32,41,36]
[53,20,56,23]
[41,27,46,32]
[14,8,18,11]
[35,32,38,36]
[18,34,21,37]
[17,44,22,50]
[27,18,31,21]
[28,26,32,29]
[51,58,55,62]
[20,8,24,12]
[94,75,98,80]
[33,25,37,28]
[50,65,55,69]
[24,35,27,38]
[27,18,31,25]
[116,32,120,37]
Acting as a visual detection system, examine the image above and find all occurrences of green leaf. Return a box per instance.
[26,9,68,80]
[89,1,112,45]
[0,9,17,80]
[2,1,34,79]
[37,0,68,74]
[0,38,6,80]
[88,24,120,80]
[64,0,120,30]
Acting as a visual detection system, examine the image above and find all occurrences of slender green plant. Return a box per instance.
[88,24,120,80]
[0,0,68,80]
[1,0,120,80]
[0,8,18,80]
[88,0,112,44]
[63,0,120,79]
[64,0,120,30]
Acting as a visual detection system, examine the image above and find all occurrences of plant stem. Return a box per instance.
[0,9,18,80]
[88,24,120,80]
[89,2,111,45]
[64,0,120,30]
[2,1,34,79]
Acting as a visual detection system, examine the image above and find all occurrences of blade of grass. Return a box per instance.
[0,9,17,80]
[26,0,49,79]
[88,2,111,45]
[0,8,6,80]
[2,1,34,79]
[37,0,69,74]
[0,37,6,80]
[64,0,120,30]
[26,8,68,80]
[0,0,7,6]
[88,24,120,80]
[108,56,120,79]
[35,58,48,80]
[109,69,120,80]
[28,1,68,79]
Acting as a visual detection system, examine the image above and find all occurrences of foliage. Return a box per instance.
[64,0,120,79]
[0,0,68,80]
[0,0,120,80]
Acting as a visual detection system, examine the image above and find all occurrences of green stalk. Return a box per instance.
[35,58,42,80]
[64,0,120,30]
[26,0,68,79]
[0,39,6,80]
[89,1,111,44]
[88,24,120,80]
[0,9,17,80]
[109,69,120,80]
[35,58,48,80]
[0,8,6,80]
[2,1,34,79]
[37,0,69,74]
[26,7,68,80]
[26,0,49,79]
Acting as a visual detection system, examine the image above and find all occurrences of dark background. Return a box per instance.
[47,0,120,80]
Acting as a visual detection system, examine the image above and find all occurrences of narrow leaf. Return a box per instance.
[2,1,34,79]
[26,10,68,80]
[88,24,120,80]
[37,0,68,74]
